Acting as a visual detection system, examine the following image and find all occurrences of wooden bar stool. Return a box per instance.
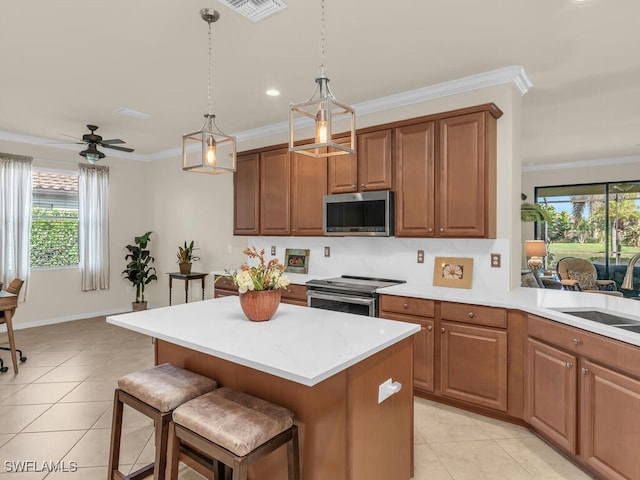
[169,387,300,480]
[108,363,218,480]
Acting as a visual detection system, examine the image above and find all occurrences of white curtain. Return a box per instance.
[0,153,32,293]
[78,163,110,291]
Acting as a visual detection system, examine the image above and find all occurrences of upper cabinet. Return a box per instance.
[328,129,393,194]
[233,103,501,239]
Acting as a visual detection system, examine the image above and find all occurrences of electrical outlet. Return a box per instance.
[324,246,331,257]
[417,250,424,263]
[271,246,276,256]
[491,253,501,268]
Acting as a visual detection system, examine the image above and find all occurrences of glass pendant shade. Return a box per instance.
[182,114,236,174]
[80,144,105,164]
[289,76,355,158]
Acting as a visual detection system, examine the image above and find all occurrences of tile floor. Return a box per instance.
[0,317,593,479]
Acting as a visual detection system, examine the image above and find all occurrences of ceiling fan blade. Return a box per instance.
[59,133,84,141]
[101,143,134,153]
[101,138,125,145]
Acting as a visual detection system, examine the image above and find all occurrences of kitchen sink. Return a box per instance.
[556,309,640,330]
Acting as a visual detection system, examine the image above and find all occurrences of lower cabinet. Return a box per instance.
[440,321,507,412]
[213,275,307,306]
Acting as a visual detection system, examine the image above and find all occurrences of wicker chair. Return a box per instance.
[556,257,623,297]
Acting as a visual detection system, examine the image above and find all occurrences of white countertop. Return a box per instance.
[380,283,640,347]
[107,296,419,387]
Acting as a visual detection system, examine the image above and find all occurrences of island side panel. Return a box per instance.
[156,339,348,480]
[347,337,414,479]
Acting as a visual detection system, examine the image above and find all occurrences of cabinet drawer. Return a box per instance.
[528,315,640,380]
[380,295,435,318]
[282,284,307,303]
[214,276,238,292]
[440,302,506,329]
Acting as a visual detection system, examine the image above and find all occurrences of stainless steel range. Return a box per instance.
[306,275,405,317]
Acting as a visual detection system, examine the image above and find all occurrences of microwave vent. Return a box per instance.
[217,0,287,22]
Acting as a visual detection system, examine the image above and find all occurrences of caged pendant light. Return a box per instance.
[182,8,236,174]
[289,0,355,158]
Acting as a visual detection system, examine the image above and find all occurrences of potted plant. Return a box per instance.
[122,231,157,311]
[177,240,200,275]
[223,246,290,321]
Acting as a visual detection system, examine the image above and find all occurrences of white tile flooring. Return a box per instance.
[0,317,593,479]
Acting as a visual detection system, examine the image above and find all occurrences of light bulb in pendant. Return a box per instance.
[315,106,328,144]
[206,136,217,166]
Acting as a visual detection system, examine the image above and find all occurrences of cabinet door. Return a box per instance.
[394,122,435,237]
[327,137,358,194]
[525,338,577,454]
[259,148,290,235]
[290,151,327,236]
[440,321,507,411]
[233,153,260,235]
[438,112,494,238]
[358,129,393,191]
[580,360,640,480]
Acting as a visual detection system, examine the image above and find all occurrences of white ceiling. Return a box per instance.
[1,0,638,167]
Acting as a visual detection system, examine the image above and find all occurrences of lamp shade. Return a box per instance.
[525,240,546,258]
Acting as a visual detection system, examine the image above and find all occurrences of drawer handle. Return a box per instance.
[427,325,433,331]
[441,327,446,333]
[581,367,589,375]
[572,338,582,345]
[403,303,409,309]
[468,312,474,318]
[566,362,573,368]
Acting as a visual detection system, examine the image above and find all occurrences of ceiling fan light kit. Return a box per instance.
[74,124,134,163]
[289,0,355,158]
[182,8,237,175]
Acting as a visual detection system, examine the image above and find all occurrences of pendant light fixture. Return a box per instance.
[289,0,355,158]
[182,8,236,174]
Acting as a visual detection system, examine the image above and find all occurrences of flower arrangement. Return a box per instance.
[225,247,290,294]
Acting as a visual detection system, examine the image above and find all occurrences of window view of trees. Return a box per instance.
[30,169,79,268]
[535,181,640,294]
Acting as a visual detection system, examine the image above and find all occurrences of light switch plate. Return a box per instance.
[491,253,501,268]
[271,246,276,256]
[417,250,424,263]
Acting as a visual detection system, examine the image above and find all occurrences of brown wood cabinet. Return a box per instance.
[379,295,435,393]
[233,153,260,235]
[214,275,307,306]
[290,151,327,236]
[328,130,393,193]
[525,338,577,454]
[259,147,290,235]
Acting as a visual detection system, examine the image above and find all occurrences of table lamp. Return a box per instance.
[525,240,547,276]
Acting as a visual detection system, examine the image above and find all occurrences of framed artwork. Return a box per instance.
[433,257,473,289]
[284,249,310,274]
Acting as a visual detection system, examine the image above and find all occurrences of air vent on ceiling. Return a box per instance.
[217,0,287,23]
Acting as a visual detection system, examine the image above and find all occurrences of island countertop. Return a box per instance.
[107,296,419,386]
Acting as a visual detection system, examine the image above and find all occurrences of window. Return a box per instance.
[30,169,79,268]
[535,181,640,296]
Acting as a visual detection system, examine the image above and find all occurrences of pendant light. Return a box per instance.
[289,0,355,158]
[182,8,236,174]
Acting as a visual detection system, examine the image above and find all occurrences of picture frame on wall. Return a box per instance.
[284,249,310,274]
[433,256,473,289]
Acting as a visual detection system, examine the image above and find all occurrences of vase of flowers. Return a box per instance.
[224,247,290,321]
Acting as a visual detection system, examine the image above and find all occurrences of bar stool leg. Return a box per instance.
[108,390,125,477]
[287,425,301,480]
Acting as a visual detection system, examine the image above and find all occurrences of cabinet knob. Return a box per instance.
[468,312,474,318]
[566,362,573,368]
[403,303,408,309]
[572,338,582,345]
[427,325,433,331]
[428,228,433,232]
[351,184,356,188]
[361,184,365,187]
[439,227,444,232]
[581,367,589,375]
[441,327,446,333]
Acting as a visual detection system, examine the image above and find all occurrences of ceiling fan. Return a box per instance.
[64,125,135,163]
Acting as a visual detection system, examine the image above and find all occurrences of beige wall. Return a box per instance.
[2,82,523,327]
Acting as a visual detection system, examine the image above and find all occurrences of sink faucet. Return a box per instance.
[622,253,640,290]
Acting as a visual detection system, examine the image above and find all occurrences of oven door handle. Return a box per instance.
[307,290,375,306]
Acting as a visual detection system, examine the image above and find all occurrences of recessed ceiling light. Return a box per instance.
[266,89,280,97]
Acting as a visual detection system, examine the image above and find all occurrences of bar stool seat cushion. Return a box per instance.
[118,363,217,413]
[173,387,294,457]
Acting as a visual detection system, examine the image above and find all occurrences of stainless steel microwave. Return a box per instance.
[323,191,395,236]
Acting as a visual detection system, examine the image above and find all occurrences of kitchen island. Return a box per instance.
[107,296,419,480]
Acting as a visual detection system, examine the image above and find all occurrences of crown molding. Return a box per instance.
[522,155,640,172]
[0,65,531,162]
